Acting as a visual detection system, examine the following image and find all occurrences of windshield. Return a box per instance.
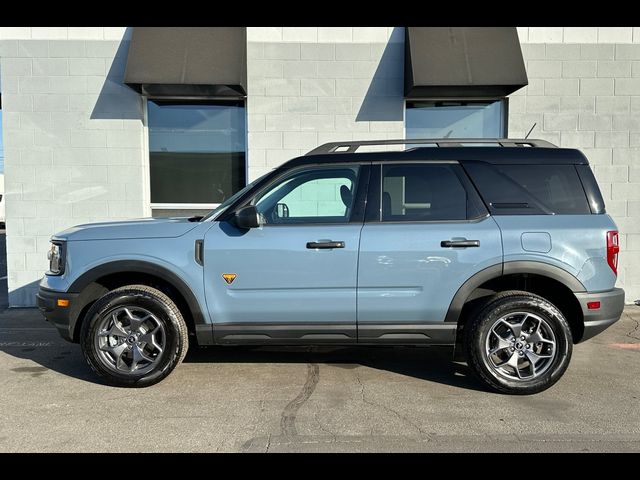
[201,172,271,221]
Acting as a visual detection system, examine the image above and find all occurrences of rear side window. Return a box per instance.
[381,164,484,221]
[463,162,591,215]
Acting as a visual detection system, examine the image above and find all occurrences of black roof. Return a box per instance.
[281,139,589,169]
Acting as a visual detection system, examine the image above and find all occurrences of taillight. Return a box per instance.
[606,231,619,275]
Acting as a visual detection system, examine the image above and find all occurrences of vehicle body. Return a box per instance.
[37,139,625,394]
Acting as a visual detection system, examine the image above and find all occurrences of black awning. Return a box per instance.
[405,27,527,98]
[124,27,247,98]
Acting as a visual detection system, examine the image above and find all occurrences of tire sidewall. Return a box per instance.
[469,295,573,394]
[81,289,185,387]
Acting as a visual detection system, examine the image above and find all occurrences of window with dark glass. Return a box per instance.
[382,164,481,222]
[148,100,246,205]
[463,162,591,215]
[406,100,506,139]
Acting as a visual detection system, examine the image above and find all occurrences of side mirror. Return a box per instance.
[234,205,261,229]
[276,203,289,218]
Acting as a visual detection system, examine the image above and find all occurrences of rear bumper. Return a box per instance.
[575,288,625,342]
[36,286,79,342]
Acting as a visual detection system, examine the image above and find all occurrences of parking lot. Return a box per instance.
[0,298,639,452]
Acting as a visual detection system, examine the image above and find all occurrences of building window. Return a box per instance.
[147,100,246,211]
[405,100,506,139]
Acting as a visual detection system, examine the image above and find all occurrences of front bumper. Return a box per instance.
[575,288,625,342]
[36,286,79,342]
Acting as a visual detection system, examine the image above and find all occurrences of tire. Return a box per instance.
[464,290,573,395]
[80,285,189,387]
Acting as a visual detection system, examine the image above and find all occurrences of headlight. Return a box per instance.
[47,241,66,275]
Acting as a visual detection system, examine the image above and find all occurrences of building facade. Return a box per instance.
[0,26,639,306]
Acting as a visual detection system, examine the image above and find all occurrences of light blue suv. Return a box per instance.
[37,139,625,394]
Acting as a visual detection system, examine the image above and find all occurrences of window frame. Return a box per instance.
[365,161,489,224]
[226,163,371,227]
[145,97,248,211]
[404,98,509,140]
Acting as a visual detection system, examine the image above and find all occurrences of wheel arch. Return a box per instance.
[448,261,587,358]
[68,260,209,344]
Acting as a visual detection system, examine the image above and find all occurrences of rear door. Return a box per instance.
[357,162,503,344]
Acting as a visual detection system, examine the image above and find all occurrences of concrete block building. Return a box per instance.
[0,27,639,306]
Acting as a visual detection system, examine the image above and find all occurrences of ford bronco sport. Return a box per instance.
[37,139,625,394]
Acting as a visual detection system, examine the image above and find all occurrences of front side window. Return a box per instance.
[406,100,506,139]
[148,100,246,208]
[253,166,360,225]
[382,164,481,222]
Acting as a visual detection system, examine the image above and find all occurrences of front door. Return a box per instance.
[357,162,503,344]
[204,163,368,344]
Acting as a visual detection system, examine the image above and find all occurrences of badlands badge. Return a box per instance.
[222,273,237,285]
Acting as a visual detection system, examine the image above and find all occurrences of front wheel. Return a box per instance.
[464,291,573,395]
[80,285,189,387]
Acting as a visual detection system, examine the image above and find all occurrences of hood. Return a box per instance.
[54,217,201,242]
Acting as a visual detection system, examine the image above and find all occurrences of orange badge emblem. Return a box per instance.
[222,273,237,285]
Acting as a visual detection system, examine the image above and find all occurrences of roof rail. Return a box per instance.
[305,138,557,155]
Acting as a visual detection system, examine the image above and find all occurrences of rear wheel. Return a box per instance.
[464,291,572,395]
[80,285,188,387]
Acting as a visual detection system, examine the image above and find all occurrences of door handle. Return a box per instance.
[440,239,480,248]
[306,241,345,249]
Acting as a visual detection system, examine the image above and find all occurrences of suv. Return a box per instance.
[37,139,625,394]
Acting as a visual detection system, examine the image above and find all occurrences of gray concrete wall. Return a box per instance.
[245,27,404,181]
[0,28,147,306]
[510,40,640,302]
[0,27,638,306]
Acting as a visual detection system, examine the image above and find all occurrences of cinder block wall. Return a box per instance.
[512,27,640,302]
[0,28,147,306]
[0,27,639,306]
[246,27,405,181]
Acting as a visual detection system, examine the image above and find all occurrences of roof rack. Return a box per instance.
[305,138,557,155]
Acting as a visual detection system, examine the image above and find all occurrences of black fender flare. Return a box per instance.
[68,260,208,339]
[444,261,586,325]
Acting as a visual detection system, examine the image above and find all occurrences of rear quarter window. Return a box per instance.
[462,162,592,215]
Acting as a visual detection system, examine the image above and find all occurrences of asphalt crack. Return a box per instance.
[355,371,431,440]
[624,313,640,342]
[280,363,320,437]
[313,410,337,443]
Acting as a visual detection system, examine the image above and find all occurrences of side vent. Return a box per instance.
[195,240,204,266]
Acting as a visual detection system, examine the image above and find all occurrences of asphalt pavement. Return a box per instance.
[0,231,638,452]
[0,304,639,452]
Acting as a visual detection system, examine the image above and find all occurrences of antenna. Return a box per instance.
[524,122,537,139]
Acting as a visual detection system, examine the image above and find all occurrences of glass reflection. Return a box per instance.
[148,100,246,204]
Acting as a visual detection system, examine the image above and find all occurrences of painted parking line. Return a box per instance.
[0,327,57,331]
[608,343,640,350]
[0,341,56,347]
